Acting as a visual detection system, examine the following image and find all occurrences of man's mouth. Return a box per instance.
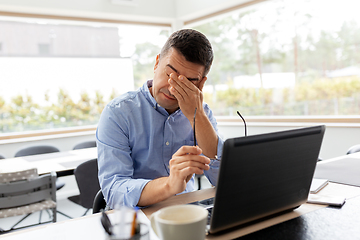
[162,92,176,100]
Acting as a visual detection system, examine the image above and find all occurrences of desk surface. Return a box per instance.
[239,195,360,240]
[143,182,360,240]
[0,147,97,176]
[1,153,360,240]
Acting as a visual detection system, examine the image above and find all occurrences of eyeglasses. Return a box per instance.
[193,107,219,160]
[193,107,197,147]
[192,108,247,161]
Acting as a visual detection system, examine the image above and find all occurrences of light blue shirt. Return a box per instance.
[96,80,224,208]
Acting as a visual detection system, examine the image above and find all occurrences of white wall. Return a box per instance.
[1,123,357,200]
[1,124,358,160]
[218,123,360,160]
[0,131,96,158]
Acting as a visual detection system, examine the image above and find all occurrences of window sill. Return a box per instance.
[0,125,97,145]
[1,116,359,144]
[216,116,360,128]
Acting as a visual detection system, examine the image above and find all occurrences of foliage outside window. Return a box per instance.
[2,0,360,136]
[0,17,170,134]
[191,0,360,116]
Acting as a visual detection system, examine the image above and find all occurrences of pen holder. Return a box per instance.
[106,223,149,240]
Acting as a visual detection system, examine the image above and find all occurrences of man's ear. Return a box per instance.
[199,76,207,91]
[154,54,160,72]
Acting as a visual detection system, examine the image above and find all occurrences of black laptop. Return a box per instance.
[192,125,325,234]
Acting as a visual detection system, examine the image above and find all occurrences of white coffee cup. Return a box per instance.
[150,204,208,240]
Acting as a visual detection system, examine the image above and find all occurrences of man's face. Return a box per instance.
[151,48,206,114]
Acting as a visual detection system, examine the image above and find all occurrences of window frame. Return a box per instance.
[1,1,359,142]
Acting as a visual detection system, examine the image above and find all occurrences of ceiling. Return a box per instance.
[0,0,262,27]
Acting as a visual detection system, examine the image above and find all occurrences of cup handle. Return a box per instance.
[150,213,159,237]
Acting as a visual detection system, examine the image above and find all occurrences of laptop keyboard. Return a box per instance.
[206,207,213,225]
[189,197,215,225]
[199,197,215,206]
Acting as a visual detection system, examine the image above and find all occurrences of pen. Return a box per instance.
[130,207,140,237]
[193,107,220,161]
[193,107,197,147]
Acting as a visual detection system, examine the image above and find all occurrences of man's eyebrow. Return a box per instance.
[166,64,200,81]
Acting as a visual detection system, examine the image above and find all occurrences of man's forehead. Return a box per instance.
[165,64,201,81]
[162,48,205,77]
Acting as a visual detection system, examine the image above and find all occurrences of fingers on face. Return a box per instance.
[168,74,186,99]
[198,77,207,91]
[168,73,197,98]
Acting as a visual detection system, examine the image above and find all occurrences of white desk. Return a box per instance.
[1,182,359,240]
[1,153,360,240]
[0,147,97,176]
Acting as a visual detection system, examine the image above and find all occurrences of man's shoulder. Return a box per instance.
[202,102,213,114]
[108,89,141,108]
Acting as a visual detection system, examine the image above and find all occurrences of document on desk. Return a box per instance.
[310,178,329,193]
[314,157,360,187]
[307,194,346,207]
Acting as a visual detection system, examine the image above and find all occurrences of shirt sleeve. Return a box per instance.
[96,105,150,208]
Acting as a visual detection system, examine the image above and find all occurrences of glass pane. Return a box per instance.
[0,17,170,133]
[190,0,360,116]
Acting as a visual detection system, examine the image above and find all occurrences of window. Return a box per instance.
[0,16,170,134]
[190,0,360,117]
[38,43,50,55]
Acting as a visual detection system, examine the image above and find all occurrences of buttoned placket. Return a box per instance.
[163,115,173,174]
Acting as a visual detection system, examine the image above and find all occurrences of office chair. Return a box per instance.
[14,145,71,219]
[346,144,360,155]
[14,145,66,189]
[68,159,101,216]
[92,189,107,214]
[15,145,60,158]
[73,140,96,150]
[0,169,57,233]
[0,154,5,159]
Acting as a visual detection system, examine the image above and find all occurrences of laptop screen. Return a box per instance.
[209,125,325,234]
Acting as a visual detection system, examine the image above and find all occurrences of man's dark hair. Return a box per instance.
[160,29,213,77]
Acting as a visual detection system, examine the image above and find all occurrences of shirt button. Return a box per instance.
[166,141,169,146]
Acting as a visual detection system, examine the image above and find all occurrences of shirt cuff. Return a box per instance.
[107,178,151,208]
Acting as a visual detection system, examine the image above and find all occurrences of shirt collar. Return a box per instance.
[142,80,157,107]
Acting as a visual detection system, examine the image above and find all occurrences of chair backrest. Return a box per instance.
[0,169,56,209]
[92,189,106,214]
[73,141,97,150]
[74,158,101,209]
[15,145,60,157]
[347,144,360,155]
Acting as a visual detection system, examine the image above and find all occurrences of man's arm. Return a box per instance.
[192,109,218,158]
[138,146,210,206]
[169,74,218,158]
